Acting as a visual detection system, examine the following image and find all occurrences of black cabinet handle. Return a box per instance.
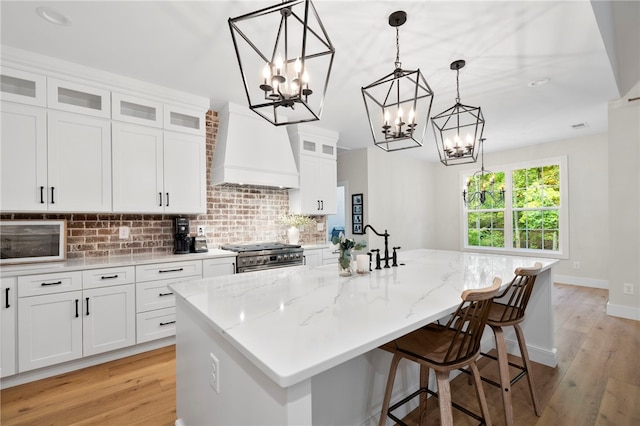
[50,187,55,204]
[40,186,45,204]
[85,297,90,316]
[5,287,10,309]
[41,281,62,286]
[166,192,169,207]
[159,267,183,273]
[232,263,236,274]
[159,320,176,326]
[320,200,324,210]
[159,292,174,297]
[100,275,119,280]
[159,192,163,207]
[75,299,79,318]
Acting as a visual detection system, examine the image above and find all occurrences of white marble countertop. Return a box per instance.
[0,249,238,277]
[170,249,558,388]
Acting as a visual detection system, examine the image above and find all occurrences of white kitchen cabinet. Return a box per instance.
[135,260,202,344]
[1,277,17,377]
[288,124,338,215]
[47,110,112,212]
[322,247,339,265]
[18,290,83,372]
[82,284,136,357]
[0,102,48,211]
[163,104,205,136]
[0,67,47,107]
[202,257,236,277]
[163,131,207,214]
[47,78,110,119]
[303,248,323,267]
[111,92,163,128]
[112,123,206,214]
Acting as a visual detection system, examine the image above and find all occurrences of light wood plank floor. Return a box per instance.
[1,284,639,425]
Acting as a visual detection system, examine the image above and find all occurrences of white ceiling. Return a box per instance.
[1,1,635,162]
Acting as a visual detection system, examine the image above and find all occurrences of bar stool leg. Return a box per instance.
[469,361,492,426]
[419,365,430,425]
[491,325,514,426]
[514,324,542,415]
[379,353,402,426]
[435,370,454,426]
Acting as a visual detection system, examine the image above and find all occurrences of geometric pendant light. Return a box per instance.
[361,11,434,152]
[228,0,335,126]
[431,59,484,165]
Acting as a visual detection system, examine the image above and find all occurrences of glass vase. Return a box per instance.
[338,249,353,276]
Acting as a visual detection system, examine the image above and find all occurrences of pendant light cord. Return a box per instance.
[394,26,401,69]
[456,68,461,103]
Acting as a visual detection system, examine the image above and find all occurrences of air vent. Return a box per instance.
[571,122,590,130]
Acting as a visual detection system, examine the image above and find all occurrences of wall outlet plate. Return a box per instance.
[119,226,129,239]
[317,222,324,231]
[197,225,205,236]
[209,352,220,393]
[623,283,634,295]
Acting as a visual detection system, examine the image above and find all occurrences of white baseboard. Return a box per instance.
[606,301,640,321]
[554,274,608,289]
[480,331,558,368]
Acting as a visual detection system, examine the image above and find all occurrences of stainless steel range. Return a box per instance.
[220,242,304,273]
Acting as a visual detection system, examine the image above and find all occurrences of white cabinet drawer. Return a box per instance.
[136,307,176,343]
[82,266,135,290]
[136,278,177,313]
[18,271,82,297]
[135,260,202,283]
[202,257,236,277]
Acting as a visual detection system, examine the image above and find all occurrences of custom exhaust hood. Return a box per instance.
[212,102,299,188]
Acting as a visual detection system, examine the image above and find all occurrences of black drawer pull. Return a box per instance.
[41,281,63,286]
[5,287,10,309]
[101,274,119,280]
[40,186,45,204]
[159,320,176,326]
[159,267,184,273]
[86,297,90,315]
[51,187,55,204]
[159,192,162,207]
[158,292,174,297]
[75,299,79,318]
[166,192,169,207]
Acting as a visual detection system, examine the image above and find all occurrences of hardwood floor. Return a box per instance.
[1,284,639,425]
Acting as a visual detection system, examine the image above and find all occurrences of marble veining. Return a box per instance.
[170,249,557,387]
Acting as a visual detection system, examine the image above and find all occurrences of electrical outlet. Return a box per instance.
[572,261,580,270]
[209,352,220,393]
[623,283,634,295]
[197,225,205,236]
[317,222,324,232]
[119,226,129,239]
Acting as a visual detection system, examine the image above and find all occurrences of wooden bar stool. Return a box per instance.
[379,277,502,426]
[481,262,544,426]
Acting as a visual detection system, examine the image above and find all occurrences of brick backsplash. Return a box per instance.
[0,111,326,261]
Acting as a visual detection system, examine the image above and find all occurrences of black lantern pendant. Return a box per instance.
[228,0,335,126]
[361,11,434,152]
[432,59,484,165]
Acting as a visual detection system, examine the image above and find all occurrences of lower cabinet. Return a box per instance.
[202,257,236,277]
[17,267,136,372]
[136,307,176,344]
[303,248,323,267]
[1,277,17,377]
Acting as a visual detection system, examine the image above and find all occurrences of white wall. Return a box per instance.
[337,147,436,252]
[431,133,610,286]
[607,81,640,320]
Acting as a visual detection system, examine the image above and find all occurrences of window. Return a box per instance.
[462,156,567,258]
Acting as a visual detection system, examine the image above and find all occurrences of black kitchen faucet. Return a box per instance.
[363,224,400,269]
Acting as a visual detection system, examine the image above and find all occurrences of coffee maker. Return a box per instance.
[174,218,191,254]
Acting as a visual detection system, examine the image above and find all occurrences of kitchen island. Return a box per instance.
[170,249,557,425]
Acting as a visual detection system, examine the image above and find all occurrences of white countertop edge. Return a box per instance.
[0,249,238,277]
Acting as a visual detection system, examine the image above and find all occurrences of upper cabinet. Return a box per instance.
[0,67,47,107]
[288,124,339,215]
[0,48,208,214]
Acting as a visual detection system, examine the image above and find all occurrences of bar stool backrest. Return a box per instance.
[437,277,502,365]
[494,262,543,323]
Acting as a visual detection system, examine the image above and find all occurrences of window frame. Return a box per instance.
[460,155,568,259]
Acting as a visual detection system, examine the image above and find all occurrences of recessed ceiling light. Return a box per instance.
[36,7,72,26]
[528,78,550,88]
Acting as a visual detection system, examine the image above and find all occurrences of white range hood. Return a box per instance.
[212,102,299,188]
